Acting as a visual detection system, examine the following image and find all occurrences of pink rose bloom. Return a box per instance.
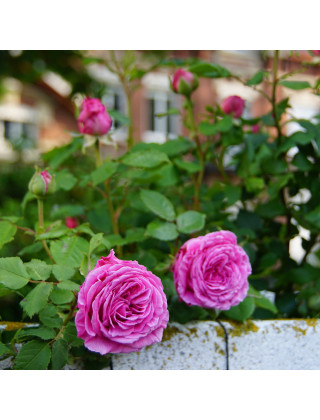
[65,217,78,229]
[251,124,260,133]
[78,98,112,136]
[75,250,169,354]
[171,69,199,96]
[172,231,251,311]
[221,95,245,118]
[312,50,320,56]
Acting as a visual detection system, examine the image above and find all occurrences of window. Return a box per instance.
[102,86,126,130]
[3,120,38,150]
[144,90,180,144]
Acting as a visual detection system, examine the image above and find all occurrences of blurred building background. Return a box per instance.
[0,50,319,162]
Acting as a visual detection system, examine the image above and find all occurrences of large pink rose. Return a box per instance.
[172,231,251,311]
[221,95,245,118]
[75,250,169,354]
[78,98,112,136]
[171,69,199,97]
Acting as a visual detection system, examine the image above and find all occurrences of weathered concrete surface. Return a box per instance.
[112,321,227,370]
[112,319,320,370]
[225,319,320,370]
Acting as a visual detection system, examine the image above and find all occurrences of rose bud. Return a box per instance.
[78,98,113,136]
[65,217,78,229]
[171,69,199,97]
[172,231,251,311]
[251,124,260,133]
[28,170,56,198]
[75,250,169,354]
[221,95,245,118]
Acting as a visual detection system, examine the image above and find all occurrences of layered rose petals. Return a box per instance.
[172,231,251,311]
[75,250,169,354]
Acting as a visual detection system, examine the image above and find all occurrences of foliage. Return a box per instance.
[1,50,320,369]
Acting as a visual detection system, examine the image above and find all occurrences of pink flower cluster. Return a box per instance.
[172,231,251,311]
[78,98,112,136]
[75,250,169,354]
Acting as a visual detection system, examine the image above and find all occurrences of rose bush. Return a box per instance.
[75,250,169,354]
[172,231,251,311]
[1,50,320,369]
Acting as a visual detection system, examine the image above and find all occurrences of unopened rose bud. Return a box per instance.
[251,124,260,133]
[78,98,113,136]
[171,69,199,97]
[221,95,245,118]
[28,170,56,198]
[65,217,78,229]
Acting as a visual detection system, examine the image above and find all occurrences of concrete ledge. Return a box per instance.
[112,319,320,370]
[112,321,227,370]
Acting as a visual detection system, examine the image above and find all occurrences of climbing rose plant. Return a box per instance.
[1,50,320,369]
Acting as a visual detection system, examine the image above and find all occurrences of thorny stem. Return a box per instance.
[186,98,205,211]
[37,199,55,264]
[52,296,78,343]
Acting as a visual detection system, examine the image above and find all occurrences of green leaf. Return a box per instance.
[55,169,77,191]
[89,233,104,256]
[62,322,83,347]
[173,158,202,174]
[17,327,56,340]
[36,226,69,240]
[0,342,10,357]
[50,288,74,305]
[51,339,69,370]
[18,242,43,257]
[50,237,89,268]
[39,305,63,328]
[223,297,255,322]
[245,177,265,193]
[248,285,277,314]
[247,70,265,86]
[159,138,195,157]
[42,137,83,169]
[140,189,176,221]
[14,340,51,370]
[108,109,130,126]
[146,220,178,241]
[279,80,311,90]
[52,265,76,281]
[0,221,17,251]
[199,115,233,136]
[125,228,146,244]
[57,280,79,292]
[156,107,180,117]
[176,211,206,234]
[0,257,29,290]
[122,150,169,168]
[21,283,53,318]
[25,259,52,281]
[224,185,242,205]
[91,161,118,186]
[291,153,313,171]
[188,62,230,78]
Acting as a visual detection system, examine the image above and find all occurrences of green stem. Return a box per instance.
[186,98,205,211]
[271,50,282,143]
[37,199,55,264]
[52,296,77,343]
[94,138,121,256]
